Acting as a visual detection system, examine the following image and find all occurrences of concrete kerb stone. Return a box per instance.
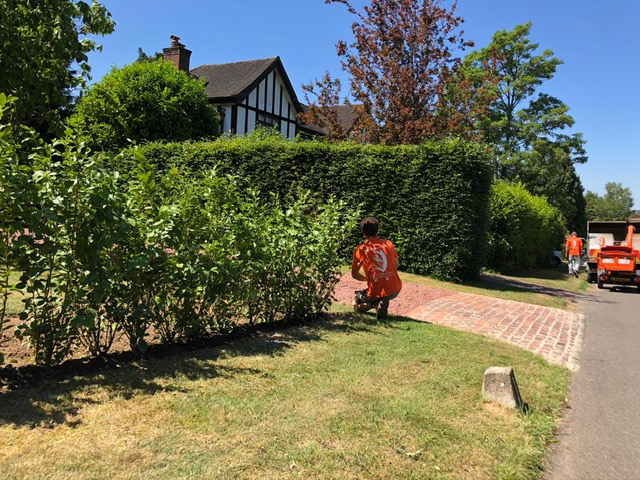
[482,366,523,409]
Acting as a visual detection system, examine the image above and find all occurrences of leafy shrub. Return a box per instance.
[71,60,220,151]
[6,136,128,365]
[118,136,495,282]
[487,181,565,271]
[1,97,354,366]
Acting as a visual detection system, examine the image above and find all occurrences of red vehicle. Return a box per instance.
[589,223,640,290]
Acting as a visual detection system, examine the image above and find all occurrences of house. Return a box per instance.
[162,35,323,139]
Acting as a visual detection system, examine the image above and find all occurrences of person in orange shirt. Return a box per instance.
[351,216,402,319]
[565,231,583,278]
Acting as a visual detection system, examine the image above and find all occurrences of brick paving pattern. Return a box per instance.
[405,292,584,370]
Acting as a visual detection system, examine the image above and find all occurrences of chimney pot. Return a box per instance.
[163,35,191,72]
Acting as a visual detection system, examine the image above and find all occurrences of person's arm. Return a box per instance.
[351,262,367,282]
[351,249,367,282]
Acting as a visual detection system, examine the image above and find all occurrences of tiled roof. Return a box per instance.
[333,104,359,132]
[190,57,279,101]
[300,104,360,135]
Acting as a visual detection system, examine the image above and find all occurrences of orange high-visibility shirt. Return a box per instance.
[352,237,402,298]
[566,236,583,256]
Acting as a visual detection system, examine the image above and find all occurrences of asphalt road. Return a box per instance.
[545,283,640,479]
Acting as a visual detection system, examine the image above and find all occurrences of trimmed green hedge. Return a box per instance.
[117,136,495,281]
[487,181,566,271]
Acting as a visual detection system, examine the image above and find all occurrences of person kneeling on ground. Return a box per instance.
[351,216,402,319]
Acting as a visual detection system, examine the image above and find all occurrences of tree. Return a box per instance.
[300,72,352,141]
[71,60,220,151]
[136,48,163,63]
[464,22,587,176]
[0,0,115,137]
[303,0,495,145]
[517,139,587,232]
[585,182,634,221]
[463,22,587,229]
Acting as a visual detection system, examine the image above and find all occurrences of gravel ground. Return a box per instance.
[332,273,456,316]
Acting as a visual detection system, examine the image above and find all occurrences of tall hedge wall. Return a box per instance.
[487,181,566,271]
[117,136,494,281]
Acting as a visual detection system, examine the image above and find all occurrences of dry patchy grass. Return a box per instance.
[0,313,568,479]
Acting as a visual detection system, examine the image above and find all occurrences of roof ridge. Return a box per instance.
[192,57,278,69]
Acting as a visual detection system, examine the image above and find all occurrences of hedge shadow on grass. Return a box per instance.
[0,312,414,428]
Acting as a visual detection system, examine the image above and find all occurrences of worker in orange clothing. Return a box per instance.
[565,231,583,278]
[351,216,402,319]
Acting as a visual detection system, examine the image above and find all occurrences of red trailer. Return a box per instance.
[590,223,640,290]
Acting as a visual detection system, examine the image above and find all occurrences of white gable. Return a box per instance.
[214,67,299,139]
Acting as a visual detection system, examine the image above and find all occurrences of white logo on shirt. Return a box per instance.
[373,250,388,273]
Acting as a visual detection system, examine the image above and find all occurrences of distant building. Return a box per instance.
[162,35,325,139]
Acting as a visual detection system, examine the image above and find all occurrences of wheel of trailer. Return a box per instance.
[588,273,596,284]
[597,278,603,289]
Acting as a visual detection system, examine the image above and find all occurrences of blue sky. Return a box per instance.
[87,0,640,208]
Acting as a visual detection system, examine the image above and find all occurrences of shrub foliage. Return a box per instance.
[71,60,220,151]
[1,97,353,366]
[118,135,495,281]
[2,87,565,368]
[487,181,565,271]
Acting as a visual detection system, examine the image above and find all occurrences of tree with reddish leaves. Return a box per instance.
[302,0,495,145]
[300,72,350,141]
[300,72,373,142]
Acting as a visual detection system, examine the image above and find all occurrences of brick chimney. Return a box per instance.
[162,35,191,72]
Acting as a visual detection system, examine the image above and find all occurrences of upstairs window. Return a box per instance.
[257,113,280,131]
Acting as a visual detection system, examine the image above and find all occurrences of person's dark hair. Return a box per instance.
[360,216,379,237]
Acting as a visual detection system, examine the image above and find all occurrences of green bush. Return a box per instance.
[71,60,220,151]
[118,136,495,282]
[487,181,565,271]
[1,97,354,366]
[7,136,129,365]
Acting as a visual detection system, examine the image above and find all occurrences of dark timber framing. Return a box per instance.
[191,57,303,139]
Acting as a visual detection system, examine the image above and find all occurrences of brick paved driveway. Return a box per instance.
[405,292,584,370]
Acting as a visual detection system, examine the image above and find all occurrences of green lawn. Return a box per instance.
[398,265,589,311]
[1,269,22,318]
[0,310,569,479]
[0,265,580,478]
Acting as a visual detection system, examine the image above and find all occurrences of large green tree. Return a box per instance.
[72,60,220,151]
[464,22,587,170]
[0,0,115,137]
[585,182,635,221]
[463,22,587,230]
[516,139,587,233]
